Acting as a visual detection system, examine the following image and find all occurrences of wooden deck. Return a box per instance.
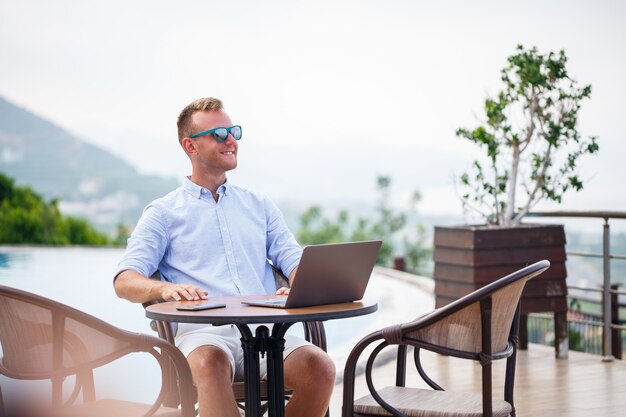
[330,343,626,417]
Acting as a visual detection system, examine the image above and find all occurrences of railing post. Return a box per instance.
[611,284,622,360]
[602,218,614,362]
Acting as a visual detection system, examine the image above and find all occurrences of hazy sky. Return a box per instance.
[1,0,625,225]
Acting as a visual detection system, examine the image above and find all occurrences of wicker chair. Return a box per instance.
[342,260,551,417]
[0,285,196,417]
[144,265,328,416]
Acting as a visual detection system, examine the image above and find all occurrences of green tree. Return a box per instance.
[351,176,406,265]
[402,191,431,271]
[456,45,599,226]
[297,176,430,269]
[113,222,132,246]
[65,216,109,245]
[298,206,348,245]
[0,172,109,245]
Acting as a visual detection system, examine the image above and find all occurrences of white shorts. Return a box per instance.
[175,323,312,382]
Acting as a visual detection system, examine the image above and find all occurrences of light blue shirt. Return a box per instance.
[115,177,302,296]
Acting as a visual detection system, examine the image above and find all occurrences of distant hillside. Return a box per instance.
[0,97,179,233]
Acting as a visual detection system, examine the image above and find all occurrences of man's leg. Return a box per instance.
[283,346,336,417]
[187,345,241,417]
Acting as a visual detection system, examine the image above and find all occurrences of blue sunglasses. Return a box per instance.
[189,125,242,143]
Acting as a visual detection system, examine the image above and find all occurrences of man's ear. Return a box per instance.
[181,137,196,155]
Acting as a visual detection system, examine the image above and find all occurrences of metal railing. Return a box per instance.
[526,210,626,361]
[528,292,625,357]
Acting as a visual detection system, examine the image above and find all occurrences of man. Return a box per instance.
[114,97,335,417]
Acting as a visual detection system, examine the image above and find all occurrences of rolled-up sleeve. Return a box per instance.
[114,204,169,280]
[264,198,302,278]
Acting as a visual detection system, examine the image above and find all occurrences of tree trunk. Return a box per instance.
[503,143,520,226]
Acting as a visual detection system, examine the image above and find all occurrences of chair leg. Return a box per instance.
[395,345,407,387]
[554,312,569,359]
[518,314,528,350]
[80,370,96,402]
[505,304,520,411]
[0,383,5,414]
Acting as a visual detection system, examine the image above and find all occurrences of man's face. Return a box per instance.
[187,110,239,173]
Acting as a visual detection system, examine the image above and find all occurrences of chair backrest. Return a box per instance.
[0,285,196,417]
[405,260,550,355]
[0,285,132,383]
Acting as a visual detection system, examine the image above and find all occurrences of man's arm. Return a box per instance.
[113,203,206,304]
[275,266,298,295]
[114,269,208,303]
[265,196,302,295]
[288,266,298,286]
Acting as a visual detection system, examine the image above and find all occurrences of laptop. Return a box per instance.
[242,240,382,308]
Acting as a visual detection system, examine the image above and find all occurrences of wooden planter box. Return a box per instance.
[433,223,568,357]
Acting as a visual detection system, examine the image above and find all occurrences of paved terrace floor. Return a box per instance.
[330,343,626,417]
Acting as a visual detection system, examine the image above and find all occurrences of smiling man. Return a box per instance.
[113,97,335,417]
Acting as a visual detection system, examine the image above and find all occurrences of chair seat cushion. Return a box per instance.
[51,399,184,417]
[353,386,512,417]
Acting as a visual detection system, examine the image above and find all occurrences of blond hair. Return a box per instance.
[177,97,224,143]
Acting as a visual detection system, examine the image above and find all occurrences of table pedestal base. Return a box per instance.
[237,323,294,417]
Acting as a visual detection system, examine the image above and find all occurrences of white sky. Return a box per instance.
[1,0,625,227]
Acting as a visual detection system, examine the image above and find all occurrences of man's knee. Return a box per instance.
[187,345,233,385]
[285,346,336,390]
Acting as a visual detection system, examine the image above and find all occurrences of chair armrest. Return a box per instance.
[146,335,196,417]
[64,313,196,417]
[341,330,386,417]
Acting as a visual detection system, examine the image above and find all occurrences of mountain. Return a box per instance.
[0,97,179,233]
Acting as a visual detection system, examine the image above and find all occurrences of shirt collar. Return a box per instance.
[218,181,230,197]
[183,176,230,199]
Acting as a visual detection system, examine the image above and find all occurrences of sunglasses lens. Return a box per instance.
[213,128,229,142]
[231,126,242,141]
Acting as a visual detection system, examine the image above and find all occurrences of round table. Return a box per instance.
[146,295,377,417]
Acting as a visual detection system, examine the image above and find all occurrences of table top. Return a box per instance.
[145,295,378,325]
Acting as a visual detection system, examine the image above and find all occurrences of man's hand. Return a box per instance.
[115,270,208,304]
[276,287,290,296]
[163,284,208,301]
[274,265,297,295]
